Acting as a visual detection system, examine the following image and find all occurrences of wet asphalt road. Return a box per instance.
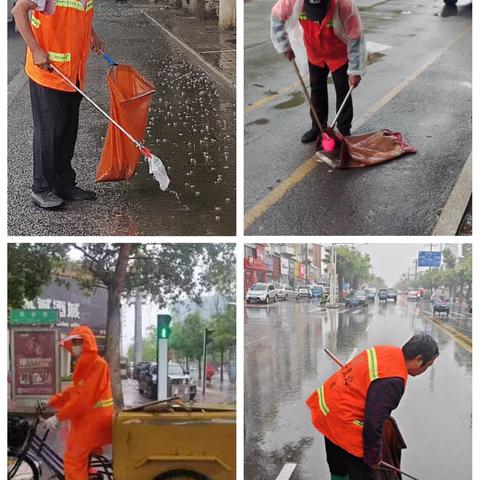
[244,297,472,479]
[244,0,472,235]
[8,1,235,236]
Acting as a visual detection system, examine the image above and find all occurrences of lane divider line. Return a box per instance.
[244,25,471,231]
[275,462,297,480]
[348,348,358,362]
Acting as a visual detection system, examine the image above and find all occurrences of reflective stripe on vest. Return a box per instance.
[86,0,94,11]
[31,16,41,29]
[352,420,364,428]
[366,347,379,381]
[56,0,86,11]
[94,398,114,408]
[317,385,329,416]
[48,51,71,62]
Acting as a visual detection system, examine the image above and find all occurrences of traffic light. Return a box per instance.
[157,315,172,340]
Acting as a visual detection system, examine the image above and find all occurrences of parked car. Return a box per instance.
[365,288,376,302]
[245,283,278,304]
[277,284,295,300]
[310,284,325,299]
[387,288,398,302]
[296,285,313,301]
[432,296,450,316]
[345,290,368,308]
[138,362,196,401]
[133,361,151,380]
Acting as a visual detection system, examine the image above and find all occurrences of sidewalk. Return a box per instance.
[129,0,235,89]
[123,376,236,407]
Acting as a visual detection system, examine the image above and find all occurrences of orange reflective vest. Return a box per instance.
[25,0,94,92]
[306,346,408,457]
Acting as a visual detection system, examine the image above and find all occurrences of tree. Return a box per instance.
[219,0,235,30]
[209,305,236,382]
[71,243,235,408]
[324,246,372,296]
[8,243,68,309]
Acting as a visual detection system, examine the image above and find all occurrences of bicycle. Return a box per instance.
[8,401,113,480]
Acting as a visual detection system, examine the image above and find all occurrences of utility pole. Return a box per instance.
[328,245,338,307]
[134,290,142,365]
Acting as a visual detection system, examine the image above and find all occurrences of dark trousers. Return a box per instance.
[308,61,353,136]
[30,79,82,193]
[325,437,375,480]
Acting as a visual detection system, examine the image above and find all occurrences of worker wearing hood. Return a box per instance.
[43,326,113,480]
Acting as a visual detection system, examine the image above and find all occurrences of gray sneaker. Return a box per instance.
[31,191,65,210]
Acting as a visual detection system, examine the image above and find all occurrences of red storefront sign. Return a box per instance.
[13,330,57,396]
[244,257,267,271]
[299,264,306,279]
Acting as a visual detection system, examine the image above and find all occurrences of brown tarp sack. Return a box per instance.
[374,416,407,480]
[318,129,416,169]
[96,64,155,182]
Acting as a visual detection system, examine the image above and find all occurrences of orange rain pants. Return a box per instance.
[49,326,114,480]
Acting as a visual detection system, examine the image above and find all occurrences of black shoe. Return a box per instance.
[31,190,65,210]
[301,127,320,143]
[56,186,97,201]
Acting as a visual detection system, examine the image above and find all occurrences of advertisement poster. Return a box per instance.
[281,258,289,275]
[13,330,56,396]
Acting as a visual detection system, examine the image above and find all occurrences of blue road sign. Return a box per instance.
[418,251,442,268]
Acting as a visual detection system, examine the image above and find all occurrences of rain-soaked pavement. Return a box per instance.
[245,296,472,479]
[8,0,235,236]
[244,0,472,235]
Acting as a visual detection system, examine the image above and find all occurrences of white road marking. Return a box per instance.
[451,312,469,318]
[339,308,349,314]
[365,326,370,332]
[352,309,362,314]
[275,463,297,480]
[348,348,358,363]
[366,40,392,53]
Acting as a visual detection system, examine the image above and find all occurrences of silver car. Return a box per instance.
[245,283,278,304]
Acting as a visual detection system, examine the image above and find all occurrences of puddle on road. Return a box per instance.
[246,118,269,127]
[367,51,386,65]
[274,91,304,110]
[97,35,236,235]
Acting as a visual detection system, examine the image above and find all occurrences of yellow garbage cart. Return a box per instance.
[113,403,236,480]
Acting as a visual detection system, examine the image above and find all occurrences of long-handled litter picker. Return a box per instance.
[49,63,170,191]
[324,348,421,480]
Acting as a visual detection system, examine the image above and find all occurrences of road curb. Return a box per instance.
[141,11,235,99]
[432,153,472,236]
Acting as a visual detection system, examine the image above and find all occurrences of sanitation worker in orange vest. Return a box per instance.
[306,334,439,480]
[42,326,114,480]
[271,0,367,143]
[12,0,104,210]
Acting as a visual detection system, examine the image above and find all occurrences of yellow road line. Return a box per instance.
[425,315,472,353]
[244,25,471,231]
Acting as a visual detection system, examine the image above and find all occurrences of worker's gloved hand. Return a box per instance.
[349,75,362,88]
[370,460,382,470]
[283,48,295,62]
[43,415,59,431]
[32,47,50,70]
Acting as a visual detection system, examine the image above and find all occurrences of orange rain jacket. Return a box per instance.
[48,326,113,480]
[25,0,94,92]
[306,346,408,458]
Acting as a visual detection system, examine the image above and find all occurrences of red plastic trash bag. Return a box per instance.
[317,129,416,169]
[96,64,155,182]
